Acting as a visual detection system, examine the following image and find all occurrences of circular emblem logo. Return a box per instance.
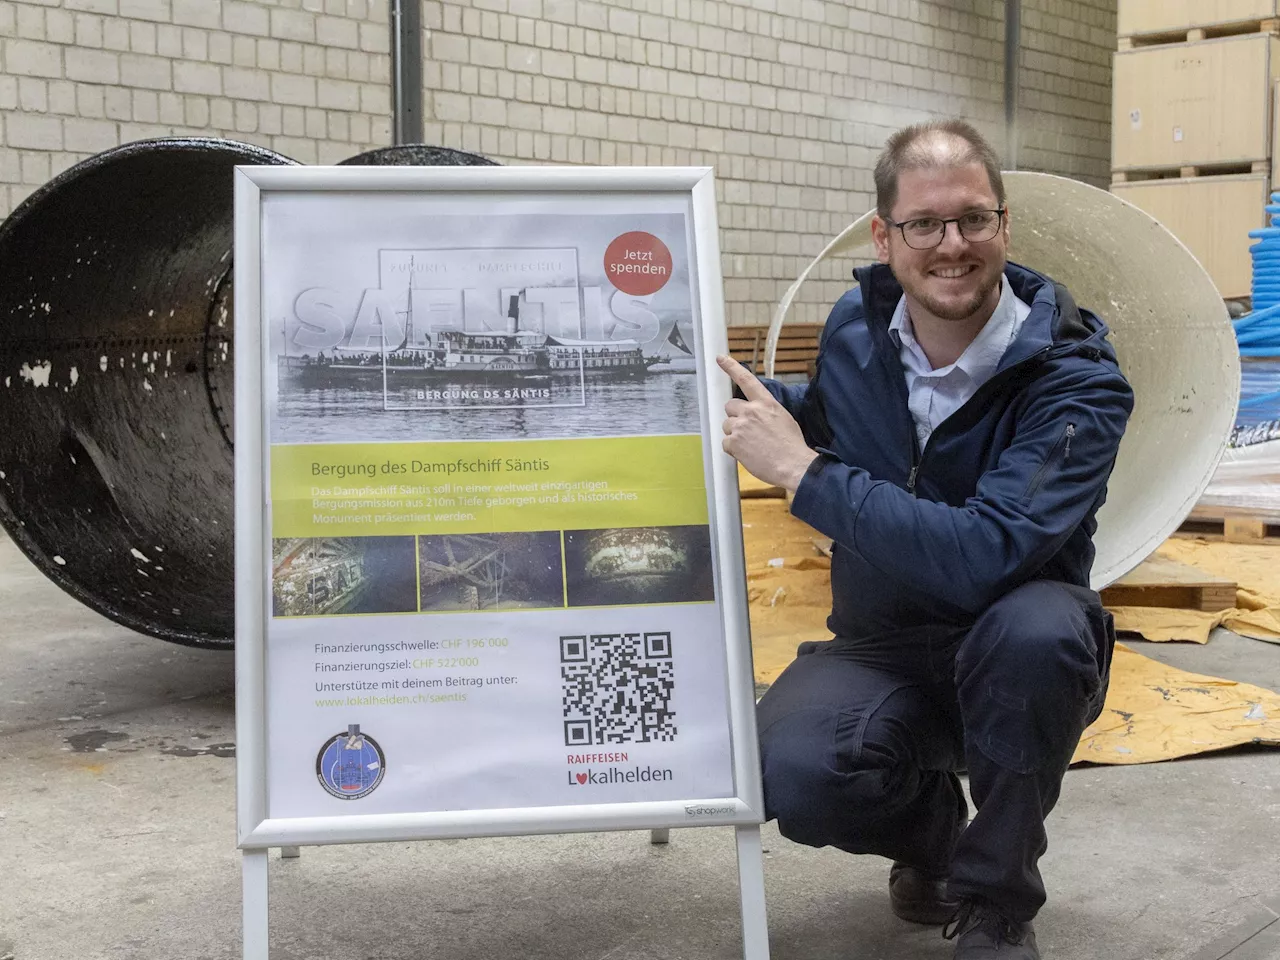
[316,724,385,800]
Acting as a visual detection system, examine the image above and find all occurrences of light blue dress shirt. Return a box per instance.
[889,276,1033,448]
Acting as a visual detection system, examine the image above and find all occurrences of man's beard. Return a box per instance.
[900,268,1001,322]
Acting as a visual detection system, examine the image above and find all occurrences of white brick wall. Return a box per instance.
[0,0,1118,325]
[0,0,393,212]
[421,0,1118,325]
[1018,0,1115,185]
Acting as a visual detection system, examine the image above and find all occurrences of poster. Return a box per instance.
[255,189,740,821]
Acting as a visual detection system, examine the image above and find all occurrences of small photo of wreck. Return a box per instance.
[417,532,565,612]
[272,536,419,618]
[562,525,716,608]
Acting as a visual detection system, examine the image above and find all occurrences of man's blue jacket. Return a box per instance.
[763,261,1134,641]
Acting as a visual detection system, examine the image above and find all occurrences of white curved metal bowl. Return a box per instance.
[766,171,1241,589]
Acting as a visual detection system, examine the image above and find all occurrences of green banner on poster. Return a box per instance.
[271,435,709,538]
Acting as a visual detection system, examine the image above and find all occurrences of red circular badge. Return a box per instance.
[603,231,673,296]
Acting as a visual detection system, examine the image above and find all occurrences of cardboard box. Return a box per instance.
[1111,174,1270,299]
[1113,35,1280,170]
[1119,0,1279,38]
[1274,78,1280,190]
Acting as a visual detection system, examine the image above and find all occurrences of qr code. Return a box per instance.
[561,632,676,746]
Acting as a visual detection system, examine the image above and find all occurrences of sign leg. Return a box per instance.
[734,824,770,960]
[649,828,670,844]
[243,849,270,960]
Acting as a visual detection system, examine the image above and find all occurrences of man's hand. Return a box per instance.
[717,355,818,493]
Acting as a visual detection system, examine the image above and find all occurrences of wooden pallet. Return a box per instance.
[727,323,822,377]
[1112,161,1270,183]
[1100,556,1239,611]
[1176,515,1280,543]
[1119,18,1280,49]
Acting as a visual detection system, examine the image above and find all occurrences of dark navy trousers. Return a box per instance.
[757,580,1115,921]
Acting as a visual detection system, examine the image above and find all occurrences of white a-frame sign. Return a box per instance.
[234,164,770,959]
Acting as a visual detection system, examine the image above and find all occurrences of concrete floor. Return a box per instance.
[2,529,1279,960]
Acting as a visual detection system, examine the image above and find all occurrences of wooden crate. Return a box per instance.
[1178,515,1280,540]
[1274,78,1280,190]
[1111,174,1270,299]
[1100,556,1238,611]
[1112,161,1270,181]
[1119,0,1279,41]
[1112,35,1280,170]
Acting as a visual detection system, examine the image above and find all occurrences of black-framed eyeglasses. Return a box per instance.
[885,208,1006,250]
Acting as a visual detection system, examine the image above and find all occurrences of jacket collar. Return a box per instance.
[889,275,1027,384]
[853,261,1115,369]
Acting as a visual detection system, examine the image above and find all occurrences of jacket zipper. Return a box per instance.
[905,344,1054,497]
[1023,422,1075,503]
[906,415,923,495]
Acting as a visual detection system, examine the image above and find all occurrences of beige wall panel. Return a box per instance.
[1113,36,1280,169]
[1112,174,1270,298]
[1119,0,1278,37]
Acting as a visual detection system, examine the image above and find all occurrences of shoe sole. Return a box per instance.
[890,896,961,926]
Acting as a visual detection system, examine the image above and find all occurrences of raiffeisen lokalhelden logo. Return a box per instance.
[566,764,674,786]
[563,751,673,787]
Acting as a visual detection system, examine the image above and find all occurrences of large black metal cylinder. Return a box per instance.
[337,144,498,167]
[0,139,295,647]
[0,138,498,649]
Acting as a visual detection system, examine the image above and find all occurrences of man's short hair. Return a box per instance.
[874,119,1006,219]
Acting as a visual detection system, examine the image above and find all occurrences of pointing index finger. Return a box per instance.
[716,355,774,402]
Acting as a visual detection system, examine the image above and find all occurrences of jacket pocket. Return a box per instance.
[1021,421,1075,504]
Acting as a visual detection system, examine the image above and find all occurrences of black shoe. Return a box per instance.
[890,810,968,925]
[889,863,960,925]
[943,901,1039,958]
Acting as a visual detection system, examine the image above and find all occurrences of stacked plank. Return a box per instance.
[1112,1,1280,300]
[726,323,822,378]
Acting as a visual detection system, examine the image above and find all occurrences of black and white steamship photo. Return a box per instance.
[262,198,705,443]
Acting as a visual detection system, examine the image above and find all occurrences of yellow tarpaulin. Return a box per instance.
[738,462,785,499]
[741,496,834,686]
[739,490,1280,764]
[1108,606,1228,645]
[1072,643,1280,764]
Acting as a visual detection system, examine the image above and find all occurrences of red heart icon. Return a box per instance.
[576,773,588,785]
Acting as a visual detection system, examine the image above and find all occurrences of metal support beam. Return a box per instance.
[391,0,424,145]
[1004,0,1021,170]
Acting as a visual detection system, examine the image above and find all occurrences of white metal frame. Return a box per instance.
[234,165,769,959]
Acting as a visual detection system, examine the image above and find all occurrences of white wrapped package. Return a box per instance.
[1198,358,1280,521]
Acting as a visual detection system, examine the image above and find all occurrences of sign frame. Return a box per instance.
[234,165,765,849]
